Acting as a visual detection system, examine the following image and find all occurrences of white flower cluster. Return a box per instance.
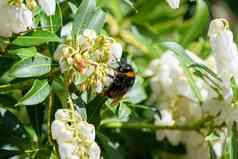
[150,18,238,159]
[54,29,122,93]
[51,109,101,159]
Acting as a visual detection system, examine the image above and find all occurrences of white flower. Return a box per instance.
[78,122,96,141]
[57,129,74,143]
[0,3,34,37]
[55,109,71,121]
[88,142,101,159]
[154,109,175,126]
[51,120,66,139]
[208,18,238,101]
[109,42,123,64]
[83,29,97,40]
[38,0,56,16]
[58,143,76,159]
[95,81,103,93]
[166,0,180,9]
[61,23,73,37]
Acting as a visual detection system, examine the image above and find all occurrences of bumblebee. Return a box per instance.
[105,59,136,102]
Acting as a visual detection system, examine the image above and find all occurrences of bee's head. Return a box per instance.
[117,63,133,73]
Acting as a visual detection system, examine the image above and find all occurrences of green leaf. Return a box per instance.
[52,77,70,108]
[0,150,20,159]
[124,77,147,104]
[2,54,51,82]
[8,47,37,59]
[117,103,131,122]
[72,93,87,121]
[159,41,203,103]
[73,0,96,34]
[73,0,105,34]
[0,108,29,144]
[26,104,45,136]
[12,31,62,46]
[180,0,209,46]
[229,123,238,159]
[16,79,51,106]
[0,94,17,107]
[0,56,16,78]
[97,132,125,159]
[208,142,217,159]
[87,8,106,33]
[51,3,63,32]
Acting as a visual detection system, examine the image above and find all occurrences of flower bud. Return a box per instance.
[166,0,180,9]
[57,130,74,143]
[208,18,238,101]
[78,122,95,141]
[58,143,76,159]
[38,0,56,16]
[55,109,71,121]
[88,142,101,159]
[51,120,66,139]
[83,29,97,40]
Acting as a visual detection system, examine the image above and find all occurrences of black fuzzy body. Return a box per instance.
[105,63,135,99]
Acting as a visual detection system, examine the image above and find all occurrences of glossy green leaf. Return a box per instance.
[51,3,63,32]
[12,31,62,46]
[73,0,105,34]
[8,47,37,59]
[52,77,70,108]
[118,103,131,122]
[87,8,106,33]
[3,54,51,82]
[229,123,238,159]
[16,79,51,106]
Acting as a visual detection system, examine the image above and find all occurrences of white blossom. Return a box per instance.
[51,120,66,139]
[208,18,238,101]
[38,0,56,16]
[78,122,96,141]
[0,2,34,37]
[166,0,180,9]
[61,23,73,37]
[88,142,101,159]
[109,42,123,64]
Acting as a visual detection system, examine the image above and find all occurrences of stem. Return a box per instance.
[101,120,223,131]
[49,16,54,32]
[47,94,53,145]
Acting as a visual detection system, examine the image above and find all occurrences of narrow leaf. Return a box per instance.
[180,0,209,45]
[16,79,50,106]
[229,122,238,159]
[73,0,96,34]
[12,31,62,46]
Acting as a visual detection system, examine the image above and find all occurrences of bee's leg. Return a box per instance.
[107,74,114,79]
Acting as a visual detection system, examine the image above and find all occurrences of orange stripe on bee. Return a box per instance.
[126,71,135,78]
